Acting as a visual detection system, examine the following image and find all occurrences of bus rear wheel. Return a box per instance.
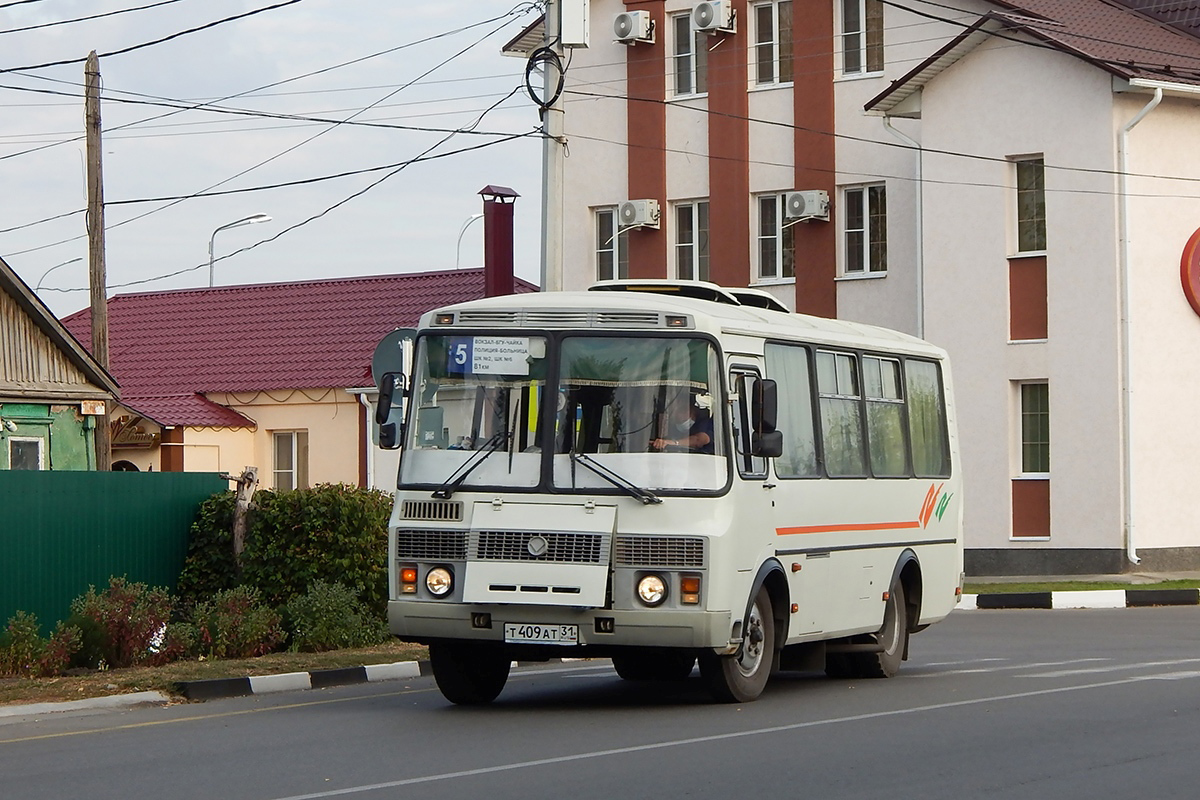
[699,588,774,703]
[612,650,696,681]
[825,580,908,680]
[429,641,511,705]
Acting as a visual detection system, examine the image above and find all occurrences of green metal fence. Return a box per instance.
[0,471,229,632]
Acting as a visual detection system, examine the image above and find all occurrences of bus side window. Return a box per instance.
[906,359,951,478]
[730,371,767,477]
[764,343,819,477]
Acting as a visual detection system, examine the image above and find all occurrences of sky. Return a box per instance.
[0,0,546,318]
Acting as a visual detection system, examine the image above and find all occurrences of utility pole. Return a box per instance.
[85,50,111,470]
[539,0,565,292]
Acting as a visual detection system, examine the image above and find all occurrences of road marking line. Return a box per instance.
[1019,657,1200,679]
[263,670,1200,800]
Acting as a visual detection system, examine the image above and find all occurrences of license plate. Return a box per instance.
[504,623,578,645]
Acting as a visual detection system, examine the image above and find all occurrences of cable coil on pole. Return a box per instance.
[524,45,564,117]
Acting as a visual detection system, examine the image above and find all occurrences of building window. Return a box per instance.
[844,184,887,275]
[273,430,309,490]
[1020,383,1050,475]
[673,12,707,96]
[1016,157,1047,253]
[754,1,793,85]
[757,194,796,281]
[841,0,883,75]
[595,207,630,281]
[8,437,43,470]
[675,200,710,281]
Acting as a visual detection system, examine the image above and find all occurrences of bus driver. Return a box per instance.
[650,394,714,454]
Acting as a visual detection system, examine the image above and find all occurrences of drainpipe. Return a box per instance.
[882,117,924,338]
[1117,86,1162,566]
[357,391,375,489]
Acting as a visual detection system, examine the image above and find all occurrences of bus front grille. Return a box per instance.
[475,530,605,564]
[396,529,468,560]
[401,500,463,522]
[614,536,706,568]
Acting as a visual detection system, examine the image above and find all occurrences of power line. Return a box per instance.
[563,86,1200,187]
[37,88,531,292]
[0,0,193,37]
[0,0,309,75]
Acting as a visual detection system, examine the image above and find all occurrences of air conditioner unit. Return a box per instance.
[618,199,660,229]
[693,1,734,33]
[785,190,830,221]
[614,10,654,44]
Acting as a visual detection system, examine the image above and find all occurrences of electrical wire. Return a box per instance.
[0,0,309,75]
[0,0,193,37]
[37,87,532,293]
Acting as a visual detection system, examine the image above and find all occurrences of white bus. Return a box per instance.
[376,281,963,704]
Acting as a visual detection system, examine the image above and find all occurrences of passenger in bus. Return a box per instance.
[650,394,714,454]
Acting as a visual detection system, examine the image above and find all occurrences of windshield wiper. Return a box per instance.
[432,430,508,499]
[569,452,661,505]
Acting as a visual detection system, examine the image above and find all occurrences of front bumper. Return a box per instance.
[389,599,732,650]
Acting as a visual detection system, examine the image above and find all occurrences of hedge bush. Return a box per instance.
[283,581,389,653]
[178,484,392,616]
[0,612,82,678]
[68,577,174,669]
[190,586,285,659]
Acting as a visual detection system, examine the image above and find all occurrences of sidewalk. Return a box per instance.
[962,570,1200,610]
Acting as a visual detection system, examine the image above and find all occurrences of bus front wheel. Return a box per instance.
[429,641,511,705]
[699,588,774,703]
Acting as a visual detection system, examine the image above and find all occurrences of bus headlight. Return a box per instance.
[425,567,454,597]
[636,574,667,606]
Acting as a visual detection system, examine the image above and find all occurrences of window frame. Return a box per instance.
[756,193,796,283]
[1018,382,1050,477]
[672,11,708,97]
[8,436,45,470]
[273,430,310,490]
[753,1,793,86]
[595,206,630,282]
[1014,157,1047,254]
[842,183,888,277]
[674,199,710,281]
[840,0,884,76]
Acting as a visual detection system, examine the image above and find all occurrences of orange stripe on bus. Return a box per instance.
[776,520,922,536]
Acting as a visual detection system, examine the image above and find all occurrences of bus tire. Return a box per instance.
[612,650,696,681]
[825,580,908,680]
[699,588,774,703]
[429,641,511,705]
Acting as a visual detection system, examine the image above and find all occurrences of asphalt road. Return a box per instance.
[3,608,1199,800]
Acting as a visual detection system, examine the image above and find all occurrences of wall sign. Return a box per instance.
[1183,226,1200,319]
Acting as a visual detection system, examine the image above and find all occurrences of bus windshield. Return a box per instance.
[553,335,726,492]
[399,333,726,494]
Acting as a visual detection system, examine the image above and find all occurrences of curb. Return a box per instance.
[0,690,172,719]
[173,659,428,701]
[960,588,1200,610]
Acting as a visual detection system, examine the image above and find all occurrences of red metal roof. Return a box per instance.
[988,0,1200,83]
[62,270,537,411]
[123,393,256,428]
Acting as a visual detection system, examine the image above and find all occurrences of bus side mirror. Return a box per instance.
[379,422,398,449]
[753,430,783,458]
[752,378,778,433]
[751,379,781,458]
[375,372,405,450]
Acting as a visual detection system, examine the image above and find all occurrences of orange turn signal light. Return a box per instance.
[680,575,701,605]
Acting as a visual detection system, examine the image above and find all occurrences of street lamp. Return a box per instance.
[455,213,484,269]
[35,257,83,291]
[208,214,271,287]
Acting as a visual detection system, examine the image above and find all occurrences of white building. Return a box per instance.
[512,0,1200,573]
